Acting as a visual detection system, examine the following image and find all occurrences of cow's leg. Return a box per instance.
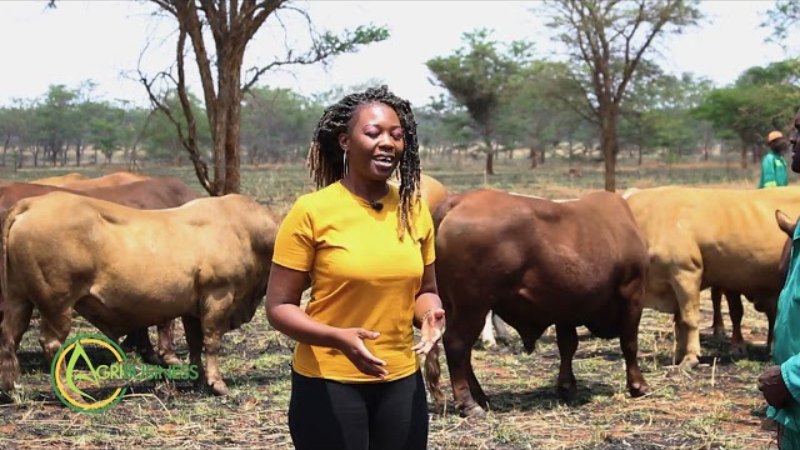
[122,328,163,366]
[727,292,746,356]
[443,309,489,417]
[619,277,648,397]
[157,320,181,366]
[0,299,33,394]
[182,315,206,389]
[492,313,512,346]
[670,268,702,367]
[198,296,231,396]
[711,287,725,339]
[555,324,578,401]
[479,312,497,348]
[38,310,73,364]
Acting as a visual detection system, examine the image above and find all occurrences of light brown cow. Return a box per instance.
[60,171,150,190]
[30,173,90,186]
[625,186,800,367]
[0,192,279,396]
[0,178,203,366]
[388,173,448,212]
[426,189,649,417]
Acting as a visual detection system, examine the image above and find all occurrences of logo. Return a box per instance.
[51,334,199,413]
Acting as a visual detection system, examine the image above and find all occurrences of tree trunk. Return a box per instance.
[740,144,748,169]
[529,147,538,169]
[540,146,546,165]
[76,140,83,167]
[483,135,495,175]
[485,151,495,175]
[638,145,643,166]
[600,113,619,192]
[2,132,9,167]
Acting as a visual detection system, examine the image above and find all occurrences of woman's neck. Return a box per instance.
[341,175,389,203]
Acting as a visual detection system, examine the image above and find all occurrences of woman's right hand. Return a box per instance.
[335,328,388,380]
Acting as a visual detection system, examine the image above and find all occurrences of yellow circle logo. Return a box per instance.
[51,334,127,413]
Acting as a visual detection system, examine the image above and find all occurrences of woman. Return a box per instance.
[265,85,445,450]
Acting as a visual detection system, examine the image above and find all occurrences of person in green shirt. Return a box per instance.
[759,130,790,189]
[759,122,800,449]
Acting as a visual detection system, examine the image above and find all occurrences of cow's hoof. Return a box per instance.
[712,327,725,340]
[161,353,183,367]
[0,390,13,404]
[628,381,648,398]
[209,380,230,396]
[496,336,512,347]
[460,404,486,418]
[678,355,700,369]
[729,343,746,357]
[557,383,577,402]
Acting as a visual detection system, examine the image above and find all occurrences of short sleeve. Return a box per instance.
[272,196,315,272]
[417,200,436,266]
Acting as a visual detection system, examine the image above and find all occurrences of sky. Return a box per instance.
[0,1,791,109]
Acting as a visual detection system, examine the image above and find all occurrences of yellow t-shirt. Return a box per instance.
[272,181,436,382]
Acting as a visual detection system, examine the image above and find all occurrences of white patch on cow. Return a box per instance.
[621,187,640,200]
[480,312,497,347]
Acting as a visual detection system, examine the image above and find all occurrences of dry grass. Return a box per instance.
[0,157,783,449]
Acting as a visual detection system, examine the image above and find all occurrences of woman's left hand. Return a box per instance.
[412,308,445,356]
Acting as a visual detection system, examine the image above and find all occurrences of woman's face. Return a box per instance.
[338,103,405,182]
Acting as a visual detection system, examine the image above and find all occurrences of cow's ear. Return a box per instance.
[776,209,797,236]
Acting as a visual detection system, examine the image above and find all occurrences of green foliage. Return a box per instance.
[142,91,211,163]
[764,0,800,48]
[693,59,800,147]
[426,29,531,149]
[240,86,322,163]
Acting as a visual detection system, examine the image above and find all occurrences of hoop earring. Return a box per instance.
[343,152,348,176]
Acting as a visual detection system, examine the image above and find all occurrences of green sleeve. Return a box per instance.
[782,354,800,402]
[761,154,778,188]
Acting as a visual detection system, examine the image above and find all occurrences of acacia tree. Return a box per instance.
[539,0,701,192]
[139,1,388,195]
[764,1,800,49]
[426,29,531,175]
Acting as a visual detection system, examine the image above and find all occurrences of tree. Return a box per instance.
[764,1,800,49]
[416,94,477,161]
[142,91,212,165]
[240,86,322,164]
[426,29,531,175]
[693,59,800,168]
[539,0,702,191]
[138,1,388,195]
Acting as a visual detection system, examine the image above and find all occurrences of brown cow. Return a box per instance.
[0,192,278,397]
[0,178,202,366]
[425,189,649,417]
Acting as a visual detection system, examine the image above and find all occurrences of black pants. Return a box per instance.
[288,370,429,450]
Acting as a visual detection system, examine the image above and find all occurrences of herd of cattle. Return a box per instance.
[0,170,794,418]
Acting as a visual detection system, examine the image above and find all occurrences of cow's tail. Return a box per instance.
[0,205,20,394]
[424,342,445,403]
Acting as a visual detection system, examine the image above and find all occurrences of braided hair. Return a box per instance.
[307,85,421,240]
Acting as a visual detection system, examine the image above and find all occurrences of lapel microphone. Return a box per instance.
[369,201,384,211]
